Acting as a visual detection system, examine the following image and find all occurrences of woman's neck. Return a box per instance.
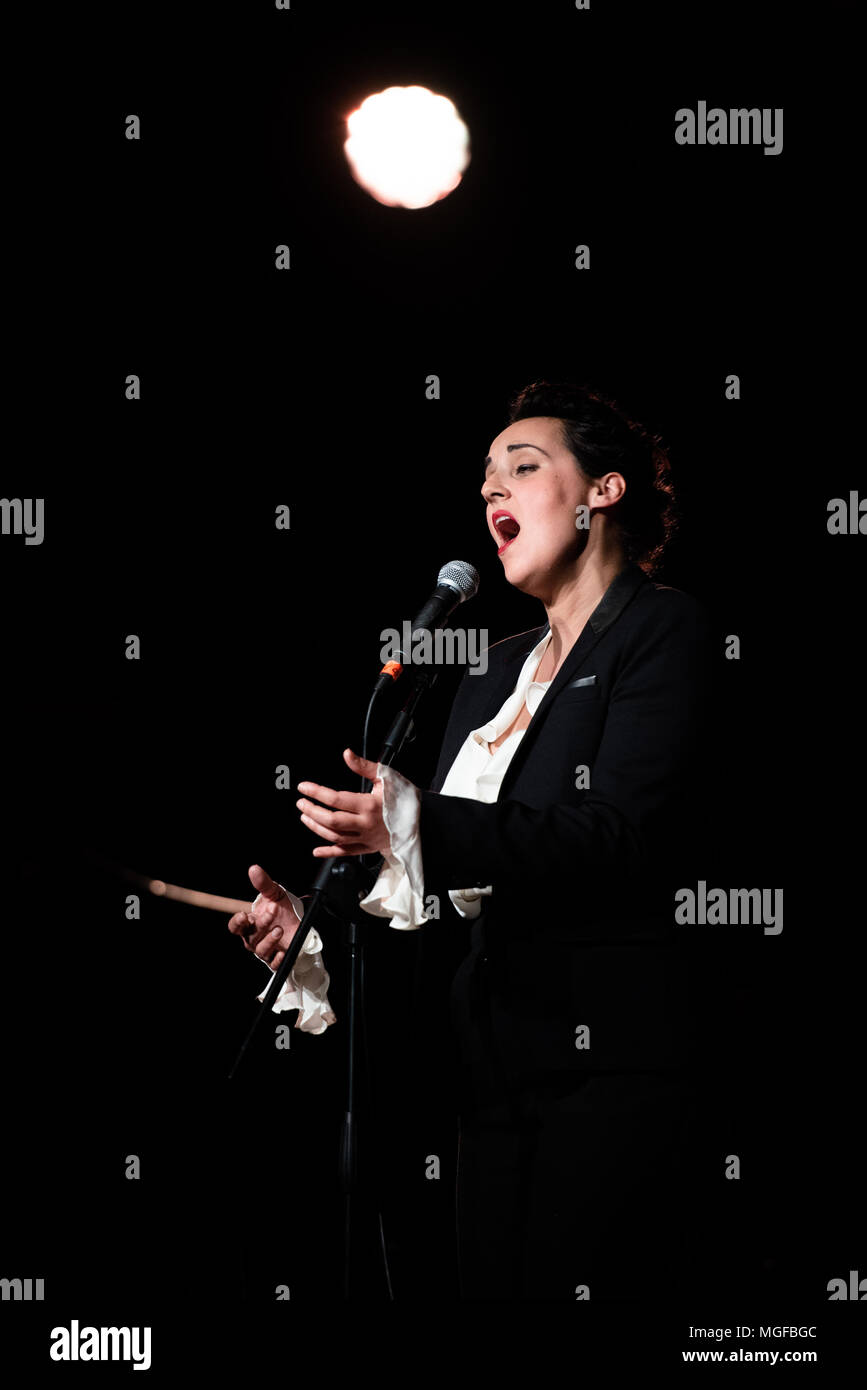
[542,548,627,670]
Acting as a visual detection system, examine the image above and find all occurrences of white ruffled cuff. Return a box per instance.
[256,887,337,1034]
[358,764,428,931]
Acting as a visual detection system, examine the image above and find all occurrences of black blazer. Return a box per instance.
[416,560,716,1090]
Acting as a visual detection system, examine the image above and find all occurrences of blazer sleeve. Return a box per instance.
[416,592,714,912]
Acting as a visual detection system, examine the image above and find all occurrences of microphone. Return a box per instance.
[374,560,480,695]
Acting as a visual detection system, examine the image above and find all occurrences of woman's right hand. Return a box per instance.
[227,863,302,973]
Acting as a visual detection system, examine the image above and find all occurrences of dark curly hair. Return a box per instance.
[506,380,679,576]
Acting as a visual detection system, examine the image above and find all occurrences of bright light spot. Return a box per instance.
[344,85,471,209]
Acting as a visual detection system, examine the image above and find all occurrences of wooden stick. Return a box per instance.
[86,851,253,914]
[149,880,253,914]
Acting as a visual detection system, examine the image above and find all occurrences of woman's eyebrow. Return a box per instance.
[483,443,551,476]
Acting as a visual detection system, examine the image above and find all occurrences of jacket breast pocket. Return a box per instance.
[550,682,603,709]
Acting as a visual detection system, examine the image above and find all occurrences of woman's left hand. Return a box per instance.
[296,748,390,858]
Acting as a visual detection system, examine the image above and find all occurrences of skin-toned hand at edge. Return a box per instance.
[226,747,389,972]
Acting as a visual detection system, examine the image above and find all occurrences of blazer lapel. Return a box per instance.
[496,561,649,800]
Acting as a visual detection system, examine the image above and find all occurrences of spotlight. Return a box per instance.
[343,84,471,209]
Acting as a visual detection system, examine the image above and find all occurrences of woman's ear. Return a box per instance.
[593,472,627,509]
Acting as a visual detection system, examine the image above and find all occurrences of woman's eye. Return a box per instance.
[515,463,537,474]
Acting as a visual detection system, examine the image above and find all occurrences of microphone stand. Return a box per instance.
[228,664,439,1300]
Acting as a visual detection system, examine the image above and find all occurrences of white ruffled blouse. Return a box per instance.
[257,628,553,1033]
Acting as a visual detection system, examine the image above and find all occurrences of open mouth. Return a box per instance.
[492,510,521,556]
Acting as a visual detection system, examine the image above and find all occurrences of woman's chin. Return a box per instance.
[501,559,538,594]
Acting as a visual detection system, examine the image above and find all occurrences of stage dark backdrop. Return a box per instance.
[1,0,862,1348]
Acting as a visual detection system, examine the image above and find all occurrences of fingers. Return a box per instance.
[296,750,382,810]
[247,863,286,902]
[295,782,368,814]
[297,804,363,839]
[306,827,384,857]
[228,906,282,955]
[254,927,285,963]
[343,747,381,780]
[298,811,371,852]
[227,910,251,937]
[294,748,386,855]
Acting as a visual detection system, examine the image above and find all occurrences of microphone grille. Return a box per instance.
[437,560,480,601]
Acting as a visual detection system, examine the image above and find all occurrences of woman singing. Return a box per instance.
[227,380,715,1301]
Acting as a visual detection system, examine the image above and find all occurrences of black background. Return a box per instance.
[2,0,863,1369]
